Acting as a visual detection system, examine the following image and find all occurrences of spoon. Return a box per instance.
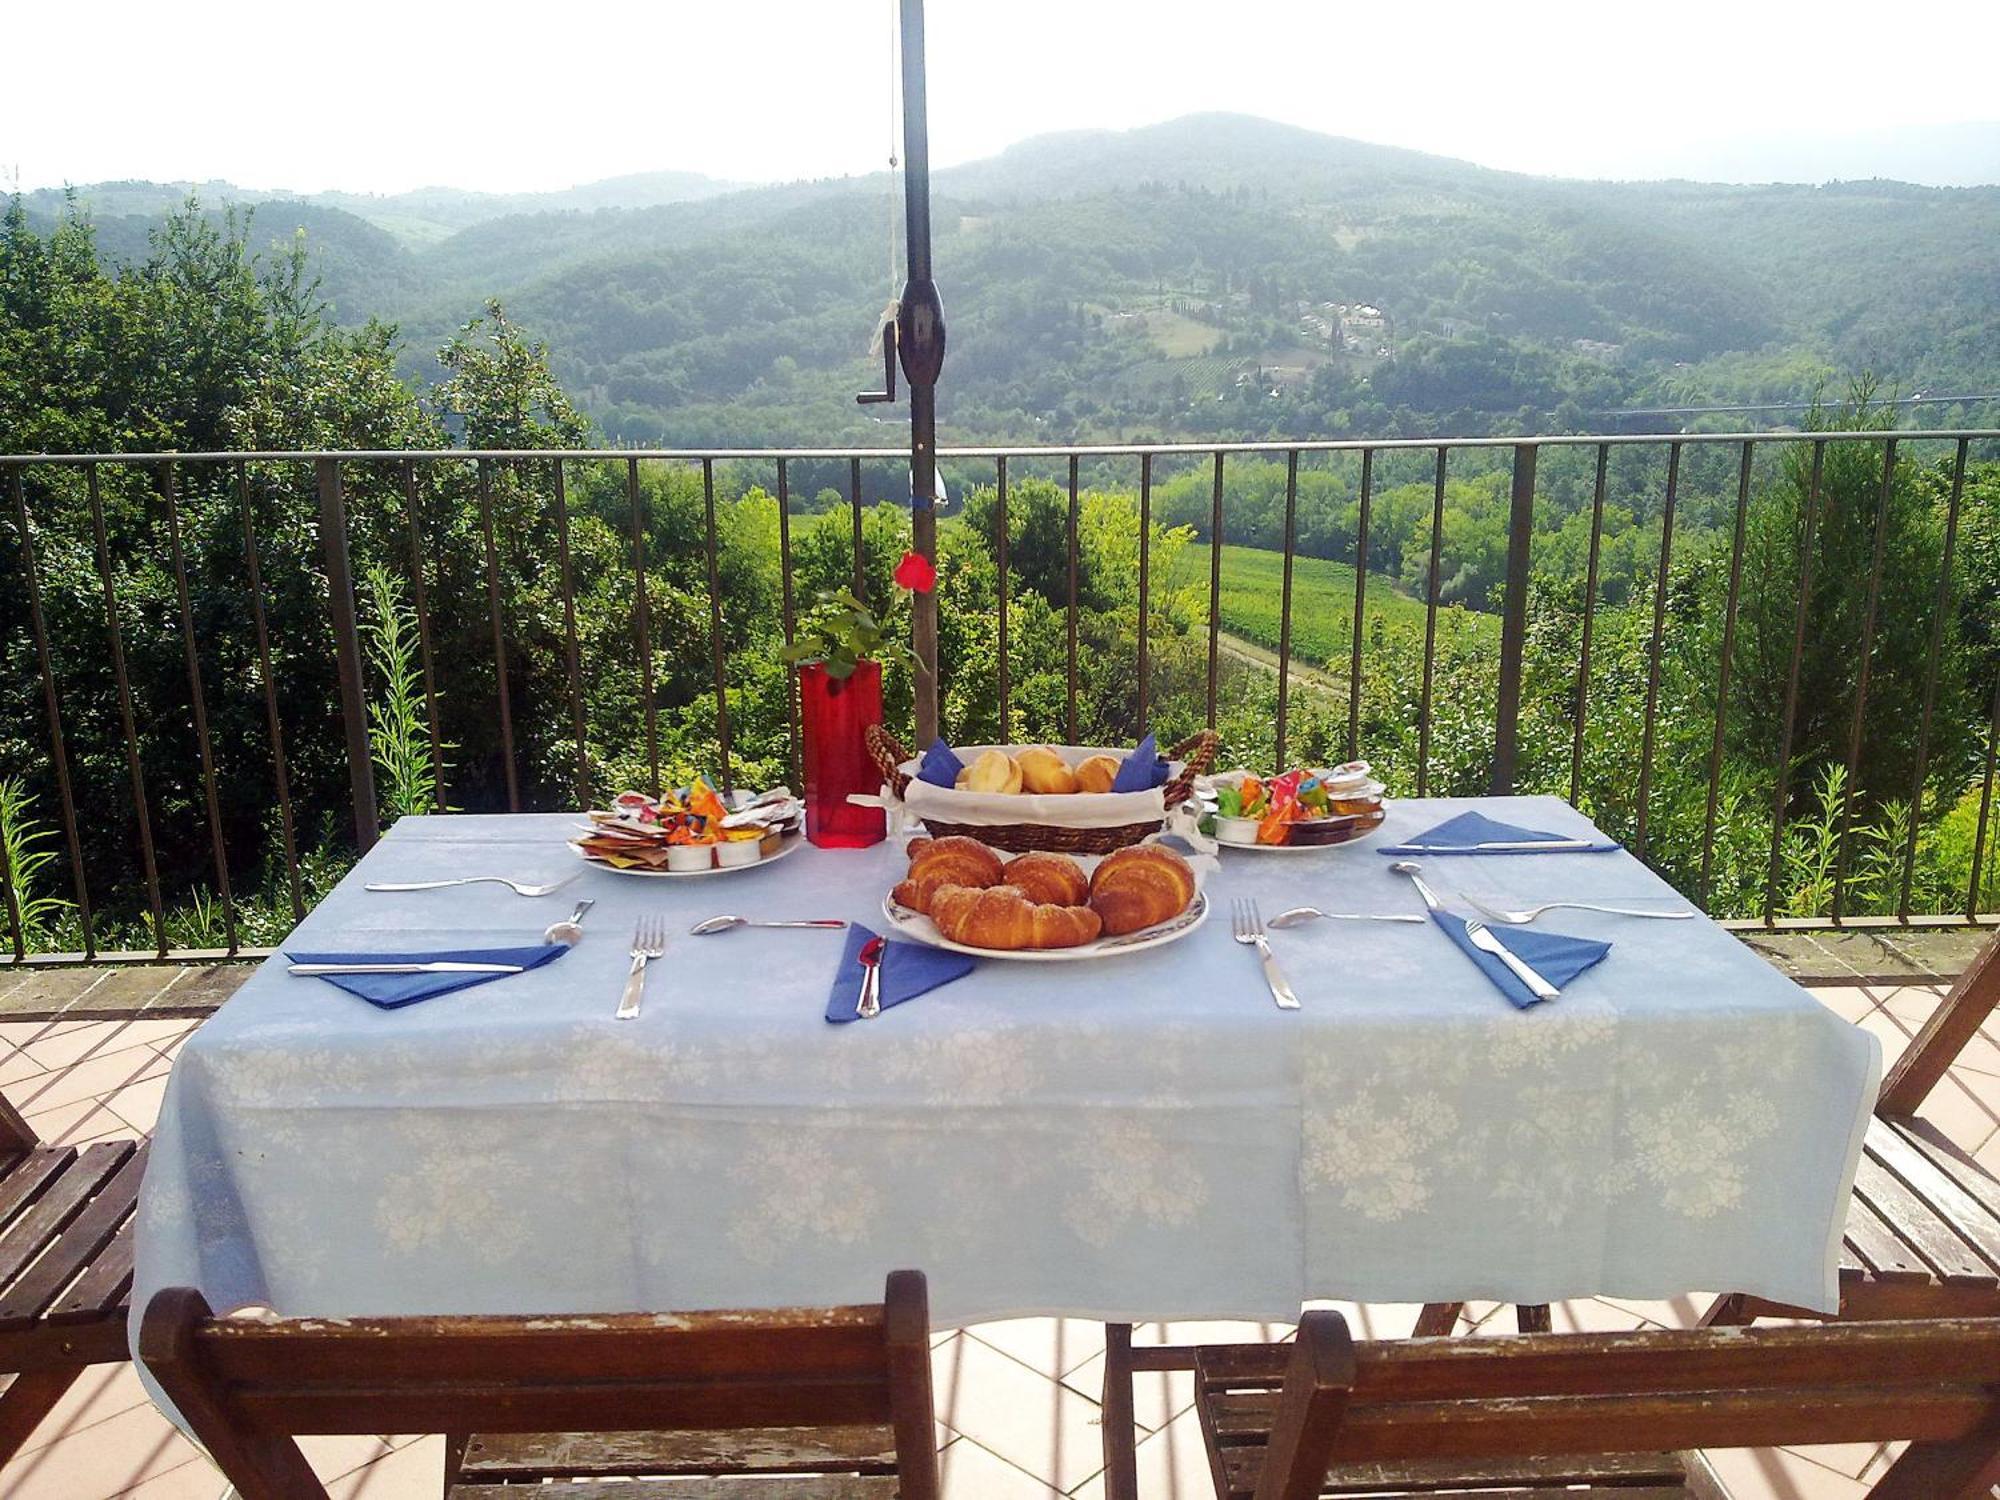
[1269,907,1425,928]
[690,915,849,936]
[543,898,596,946]
[1389,860,1447,913]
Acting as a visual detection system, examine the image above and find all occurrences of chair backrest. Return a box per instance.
[140,1270,938,1500]
[1209,1311,2000,1500]
[1879,926,2000,1117]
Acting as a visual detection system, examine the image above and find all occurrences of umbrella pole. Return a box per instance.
[897,0,945,746]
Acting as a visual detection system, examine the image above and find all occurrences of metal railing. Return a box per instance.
[1,430,1996,963]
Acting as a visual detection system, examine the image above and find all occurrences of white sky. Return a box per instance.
[4,0,1997,194]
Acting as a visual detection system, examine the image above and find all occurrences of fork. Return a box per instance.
[367,872,580,898]
[1231,898,1299,1011]
[1461,892,1694,924]
[617,917,666,1020]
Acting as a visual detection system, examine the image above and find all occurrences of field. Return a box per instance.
[1166,544,1495,667]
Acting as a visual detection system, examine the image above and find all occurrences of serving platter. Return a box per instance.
[568,832,804,879]
[883,890,1208,962]
[1212,812,1388,853]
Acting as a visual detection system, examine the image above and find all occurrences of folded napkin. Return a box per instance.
[283,944,568,1009]
[1379,809,1618,856]
[916,738,965,788]
[1112,733,1171,792]
[825,924,976,1023]
[1431,912,1609,1009]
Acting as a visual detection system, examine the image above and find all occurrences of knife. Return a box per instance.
[1462,922,1560,999]
[288,961,526,977]
[856,936,885,1019]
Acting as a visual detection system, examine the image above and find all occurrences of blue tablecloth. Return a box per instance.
[134,797,1877,1343]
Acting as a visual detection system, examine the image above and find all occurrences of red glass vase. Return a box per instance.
[799,660,887,849]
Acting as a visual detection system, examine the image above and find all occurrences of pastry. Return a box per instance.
[963,748,1023,795]
[893,835,1006,913]
[1016,746,1079,795]
[929,883,1102,950]
[1088,843,1197,935]
[1074,754,1121,794]
[1000,852,1090,907]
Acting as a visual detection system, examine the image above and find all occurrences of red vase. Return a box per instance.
[799,660,887,849]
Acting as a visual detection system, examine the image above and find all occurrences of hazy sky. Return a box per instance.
[5,0,1997,194]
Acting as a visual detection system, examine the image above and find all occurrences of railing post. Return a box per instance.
[1490,442,1537,797]
[317,458,379,850]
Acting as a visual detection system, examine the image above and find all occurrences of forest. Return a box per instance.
[0,190,1995,956]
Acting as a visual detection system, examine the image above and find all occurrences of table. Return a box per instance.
[134,797,1878,1344]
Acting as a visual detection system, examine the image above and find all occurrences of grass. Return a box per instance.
[1143,309,1226,358]
[1166,543,1494,667]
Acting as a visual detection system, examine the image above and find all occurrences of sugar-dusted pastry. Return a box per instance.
[1088,843,1197,936]
[1015,745,1079,795]
[892,835,1005,914]
[1000,851,1089,907]
[1074,753,1121,794]
[929,883,1102,950]
[962,748,1023,795]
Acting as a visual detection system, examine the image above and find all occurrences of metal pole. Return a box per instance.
[317,458,380,850]
[898,0,945,746]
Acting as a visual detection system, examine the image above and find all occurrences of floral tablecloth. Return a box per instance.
[134,797,1877,1339]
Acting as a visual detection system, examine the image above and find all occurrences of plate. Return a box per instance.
[569,832,804,878]
[1213,816,1387,853]
[882,890,1208,961]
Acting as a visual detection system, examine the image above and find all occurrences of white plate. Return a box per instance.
[1214,818,1387,853]
[882,891,1208,961]
[569,832,804,878]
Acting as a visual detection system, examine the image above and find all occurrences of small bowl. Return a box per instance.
[1214,815,1265,846]
[715,839,763,868]
[666,844,715,873]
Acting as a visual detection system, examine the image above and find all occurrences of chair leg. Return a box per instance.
[0,1367,85,1468]
[1867,1408,2000,1500]
[1412,1302,1462,1336]
[1515,1304,1551,1333]
[1099,1323,1139,1500]
[1698,1293,1751,1327]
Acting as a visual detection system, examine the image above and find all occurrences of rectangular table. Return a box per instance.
[134,796,1878,1341]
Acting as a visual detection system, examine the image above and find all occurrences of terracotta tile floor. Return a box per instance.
[0,984,1995,1498]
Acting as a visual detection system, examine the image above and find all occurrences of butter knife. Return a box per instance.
[856,936,885,1019]
[1462,921,1560,999]
[288,961,526,977]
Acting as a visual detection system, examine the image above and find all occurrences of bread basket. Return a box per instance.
[866,727,1219,854]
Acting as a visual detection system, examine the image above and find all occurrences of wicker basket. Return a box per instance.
[866,727,1219,855]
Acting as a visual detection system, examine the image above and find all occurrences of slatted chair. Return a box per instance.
[0,1088,147,1464]
[1193,1309,2000,1500]
[1405,928,2000,1335]
[140,1269,941,1500]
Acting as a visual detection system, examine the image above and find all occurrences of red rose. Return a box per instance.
[894,550,936,593]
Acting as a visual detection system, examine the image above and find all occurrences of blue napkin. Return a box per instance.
[284,944,568,1008]
[1379,809,1618,856]
[916,738,964,788]
[1112,733,1170,792]
[826,924,976,1023]
[1431,912,1609,1008]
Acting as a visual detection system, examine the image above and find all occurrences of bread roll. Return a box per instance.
[929,883,1102,950]
[1000,852,1089,907]
[1016,746,1079,795]
[898,834,1004,906]
[1088,843,1197,935]
[1074,754,1121,793]
[963,748,1022,794]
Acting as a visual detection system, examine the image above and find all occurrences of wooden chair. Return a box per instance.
[1192,1309,2000,1499]
[1410,928,2000,1334]
[140,1269,941,1500]
[0,1088,147,1465]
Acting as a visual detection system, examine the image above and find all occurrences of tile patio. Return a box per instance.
[0,979,1993,1498]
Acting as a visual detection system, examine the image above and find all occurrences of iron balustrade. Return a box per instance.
[0,431,1995,964]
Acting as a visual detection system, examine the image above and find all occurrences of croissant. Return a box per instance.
[1088,843,1197,935]
[1016,746,1079,795]
[929,883,1102,950]
[894,835,1006,913]
[1000,852,1090,907]
[1074,754,1121,794]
